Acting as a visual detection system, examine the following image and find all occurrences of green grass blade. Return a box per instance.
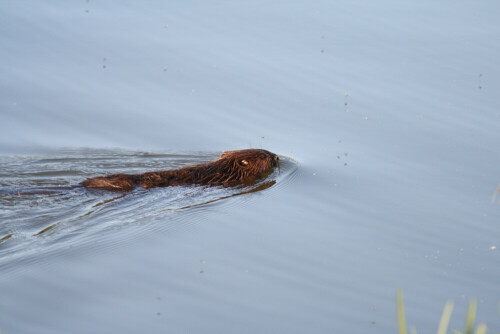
[437,300,454,334]
[397,288,407,334]
[464,300,476,334]
[474,324,487,334]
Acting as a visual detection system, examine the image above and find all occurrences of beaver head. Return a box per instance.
[217,149,279,176]
[221,149,279,171]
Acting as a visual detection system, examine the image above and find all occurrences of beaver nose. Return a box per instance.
[274,155,279,161]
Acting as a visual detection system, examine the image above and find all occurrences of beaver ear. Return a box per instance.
[238,159,249,167]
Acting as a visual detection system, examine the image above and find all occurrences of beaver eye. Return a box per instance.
[238,159,249,166]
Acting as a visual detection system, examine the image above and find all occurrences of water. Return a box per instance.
[1,1,500,333]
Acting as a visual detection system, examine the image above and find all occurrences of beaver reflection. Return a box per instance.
[82,149,279,191]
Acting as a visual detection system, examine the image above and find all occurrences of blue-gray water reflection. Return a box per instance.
[1,1,499,333]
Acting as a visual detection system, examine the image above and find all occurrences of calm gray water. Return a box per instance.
[1,1,499,333]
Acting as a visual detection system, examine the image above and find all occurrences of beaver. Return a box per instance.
[81,149,279,191]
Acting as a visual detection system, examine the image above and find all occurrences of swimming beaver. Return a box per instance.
[82,149,279,191]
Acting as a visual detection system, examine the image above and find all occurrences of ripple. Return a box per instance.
[0,148,298,271]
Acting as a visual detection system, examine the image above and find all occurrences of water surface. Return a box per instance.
[1,1,499,333]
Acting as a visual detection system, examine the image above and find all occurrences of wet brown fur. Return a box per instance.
[81,149,279,191]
